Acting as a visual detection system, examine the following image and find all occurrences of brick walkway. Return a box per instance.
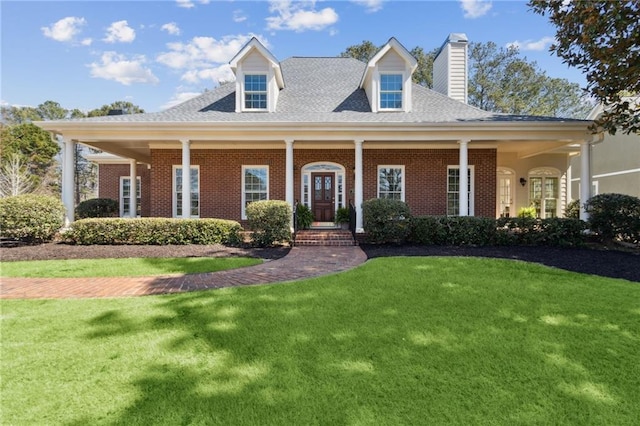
[0,246,368,300]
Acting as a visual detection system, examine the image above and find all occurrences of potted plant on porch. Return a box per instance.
[335,207,350,230]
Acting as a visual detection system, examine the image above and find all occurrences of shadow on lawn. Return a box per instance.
[77,260,639,424]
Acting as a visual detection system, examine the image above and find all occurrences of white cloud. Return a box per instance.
[157,34,262,69]
[81,38,93,46]
[233,9,248,23]
[41,16,87,43]
[507,36,555,52]
[161,22,181,36]
[103,20,136,43]
[161,91,202,110]
[89,52,159,85]
[266,0,339,32]
[460,0,492,19]
[176,0,210,8]
[181,64,234,84]
[351,0,383,13]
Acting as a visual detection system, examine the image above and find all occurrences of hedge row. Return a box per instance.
[65,218,243,245]
[0,194,65,242]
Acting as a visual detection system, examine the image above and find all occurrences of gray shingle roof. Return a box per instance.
[72,57,580,124]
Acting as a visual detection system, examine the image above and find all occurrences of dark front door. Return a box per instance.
[312,173,335,222]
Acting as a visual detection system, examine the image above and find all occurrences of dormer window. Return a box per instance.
[244,74,267,110]
[380,74,403,109]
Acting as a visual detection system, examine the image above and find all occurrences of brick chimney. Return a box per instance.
[433,33,468,104]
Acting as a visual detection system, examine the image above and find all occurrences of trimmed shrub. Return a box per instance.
[585,193,640,243]
[0,194,65,242]
[76,198,119,219]
[64,218,242,245]
[335,207,350,224]
[496,217,586,247]
[363,198,411,244]
[410,216,496,246]
[565,199,580,219]
[246,200,292,246]
[295,203,313,230]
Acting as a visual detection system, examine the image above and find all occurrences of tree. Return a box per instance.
[340,40,379,63]
[0,123,60,184]
[36,101,68,121]
[0,154,37,197]
[529,0,640,134]
[87,101,145,117]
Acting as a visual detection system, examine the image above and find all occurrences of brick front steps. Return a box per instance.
[294,230,357,246]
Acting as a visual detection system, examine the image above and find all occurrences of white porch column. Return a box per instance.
[181,139,191,219]
[285,139,294,208]
[580,140,591,221]
[354,139,364,232]
[129,159,137,218]
[62,138,76,226]
[458,139,469,216]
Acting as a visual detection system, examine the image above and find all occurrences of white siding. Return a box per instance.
[242,50,270,72]
[378,50,406,72]
[433,40,467,104]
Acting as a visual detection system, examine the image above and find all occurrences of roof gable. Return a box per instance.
[359,37,418,89]
[229,37,284,88]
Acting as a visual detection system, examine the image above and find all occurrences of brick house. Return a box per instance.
[39,35,599,231]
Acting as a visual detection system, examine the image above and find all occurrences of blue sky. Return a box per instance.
[1,0,587,113]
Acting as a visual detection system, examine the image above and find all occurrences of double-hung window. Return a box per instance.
[244,74,267,110]
[378,166,404,201]
[173,166,200,218]
[529,169,559,218]
[447,166,474,215]
[380,74,403,109]
[120,176,141,217]
[242,166,268,218]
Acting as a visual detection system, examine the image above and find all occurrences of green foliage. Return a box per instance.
[339,40,379,62]
[585,193,640,243]
[362,198,411,244]
[295,203,314,230]
[0,123,60,184]
[529,0,640,134]
[410,216,496,246]
[75,198,119,219]
[87,101,145,117]
[496,217,586,247]
[517,206,537,218]
[565,199,581,218]
[0,194,65,242]
[335,207,350,224]
[65,218,242,246]
[246,200,292,246]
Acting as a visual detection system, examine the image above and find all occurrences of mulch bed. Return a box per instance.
[2,242,638,283]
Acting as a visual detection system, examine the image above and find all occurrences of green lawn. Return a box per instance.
[0,257,261,278]
[2,257,638,425]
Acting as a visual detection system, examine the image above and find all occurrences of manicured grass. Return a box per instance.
[0,257,262,278]
[2,257,639,425]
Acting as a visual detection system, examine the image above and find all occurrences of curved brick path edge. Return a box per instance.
[0,246,368,300]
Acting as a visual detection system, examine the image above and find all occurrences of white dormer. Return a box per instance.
[360,38,418,113]
[229,38,284,113]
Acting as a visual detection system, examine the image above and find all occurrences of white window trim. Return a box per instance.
[242,165,269,219]
[242,73,269,112]
[379,73,404,111]
[172,165,200,218]
[119,176,141,218]
[447,165,475,216]
[528,167,561,218]
[377,165,405,201]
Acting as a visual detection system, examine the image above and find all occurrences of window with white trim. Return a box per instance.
[380,74,403,109]
[242,166,268,218]
[173,166,199,218]
[447,166,474,215]
[528,168,560,218]
[378,166,405,201]
[120,176,141,217]
[244,74,267,110]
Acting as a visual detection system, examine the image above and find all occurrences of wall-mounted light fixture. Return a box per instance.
[519,177,527,187]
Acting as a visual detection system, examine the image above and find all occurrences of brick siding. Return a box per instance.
[97,163,151,217]
[142,148,497,220]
